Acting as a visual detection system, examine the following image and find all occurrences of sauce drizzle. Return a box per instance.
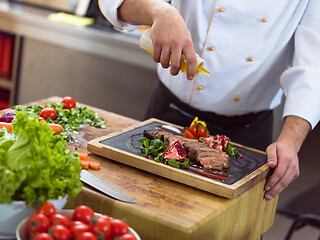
[188,166,232,180]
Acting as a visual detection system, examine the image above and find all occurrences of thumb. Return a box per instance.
[266,143,278,168]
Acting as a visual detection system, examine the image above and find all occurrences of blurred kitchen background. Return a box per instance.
[0,0,319,239]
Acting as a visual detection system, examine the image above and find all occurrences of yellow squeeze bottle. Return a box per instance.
[139,29,210,76]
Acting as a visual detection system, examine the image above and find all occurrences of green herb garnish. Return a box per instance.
[12,103,106,142]
[137,137,191,169]
[225,142,240,157]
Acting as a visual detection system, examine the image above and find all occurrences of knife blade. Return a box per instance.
[80,170,137,204]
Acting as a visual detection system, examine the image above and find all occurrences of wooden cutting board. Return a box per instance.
[6,97,277,240]
[88,118,269,199]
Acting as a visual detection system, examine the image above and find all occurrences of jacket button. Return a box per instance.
[197,85,203,90]
[208,46,214,51]
[218,8,224,12]
[234,96,239,101]
[262,18,267,22]
[248,57,254,61]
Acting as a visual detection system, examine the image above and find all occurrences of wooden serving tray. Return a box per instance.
[87,118,269,199]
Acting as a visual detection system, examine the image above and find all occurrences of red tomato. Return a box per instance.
[110,219,129,237]
[70,223,92,238]
[76,232,97,240]
[196,124,209,138]
[90,216,111,240]
[40,108,57,120]
[188,123,197,137]
[50,213,72,228]
[205,130,210,138]
[49,225,71,240]
[33,233,54,240]
[27,214,50,236]
[121,233,137,240]
[38,117,46,122]
[70,221,86,228]
[99,215,111,222]
[73,205,95,224]
[36,202,56,217]
[184,129,196,139]
[61,96,76,110]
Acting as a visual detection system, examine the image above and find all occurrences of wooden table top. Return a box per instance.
[7,97,278,240]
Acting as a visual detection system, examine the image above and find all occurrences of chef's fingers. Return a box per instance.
[264,155,288,195]
[264,157,299,200]
[160,46,171,69]
[183,46,197,80]
[264,167,295,200]
[264,143,278,192]
[152,39,162,63]
[264,142,300,200]
[266,143,278,169]
[170,47,182,76]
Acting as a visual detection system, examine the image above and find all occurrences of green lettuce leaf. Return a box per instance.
[0,111,83,206]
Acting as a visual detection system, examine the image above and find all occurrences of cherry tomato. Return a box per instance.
[196,124,209,138]
[50,213,72,228]
[73,205,95,224]
[188,123,197,137]
[40,108,57,120]
[36,202,56,217]
[27,214,50,236]
[99,215,111,221]
[49,225,71,240]
[205,130,210,138]
[70,221,86,228]
[90,216,111,240]
[38,117,46,122]
[121,233,137,240]
[61,96,76,110]
[76,232,97,240]
[184,129,196,139]
[70,223,92,239]
[110,219,129,237]
[33,233,54,240]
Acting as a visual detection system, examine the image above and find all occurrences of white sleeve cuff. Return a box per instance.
[280,65,320,129]
[98,0,140,32]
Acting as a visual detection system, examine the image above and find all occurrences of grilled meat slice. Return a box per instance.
[199,156,230,170]
[143,129,230,170]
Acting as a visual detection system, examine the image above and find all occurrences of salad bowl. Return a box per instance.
[16,209,141,240]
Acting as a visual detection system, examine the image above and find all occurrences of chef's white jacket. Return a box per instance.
[99,0,320,129]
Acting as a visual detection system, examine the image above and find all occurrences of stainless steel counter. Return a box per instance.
[0,1,156,70]
[0,1,158,120]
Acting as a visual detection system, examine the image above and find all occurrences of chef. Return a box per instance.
[98,0,320,200]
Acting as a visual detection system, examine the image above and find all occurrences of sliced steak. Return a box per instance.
[199,156,230,170]
[143,129,230,170]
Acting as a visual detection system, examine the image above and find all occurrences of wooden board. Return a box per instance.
[87,118,270,199]
[6,97,277,240]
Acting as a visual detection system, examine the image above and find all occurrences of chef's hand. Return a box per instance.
[264,116,310,200]
[264,141,299,200]
[150,4,197,80]
[118,0,197,80]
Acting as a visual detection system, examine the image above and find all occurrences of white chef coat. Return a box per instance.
[99,0,320,129]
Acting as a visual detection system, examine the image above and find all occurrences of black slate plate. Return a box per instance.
[99,122,267,185]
